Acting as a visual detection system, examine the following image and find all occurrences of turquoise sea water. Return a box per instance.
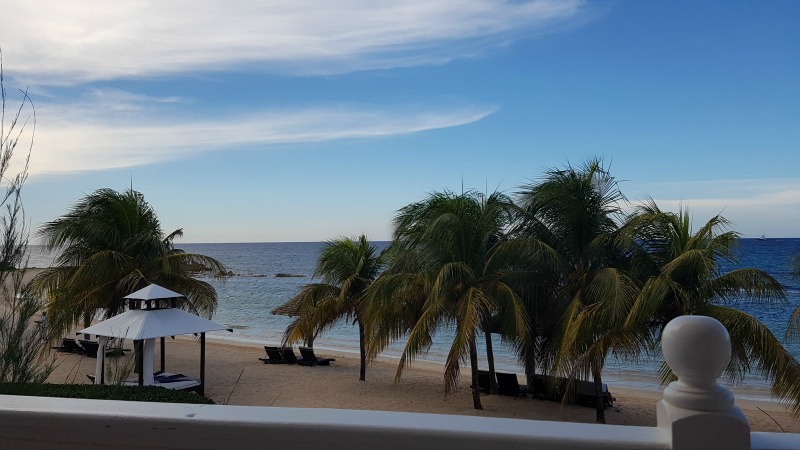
[26,238,800,396]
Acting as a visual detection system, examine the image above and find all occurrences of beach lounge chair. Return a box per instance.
[298,347,335,366]
[496,372,527,398]
[259,346,288,364]
[529,374,613,408]
[576,380,614,408]
[259,346,304,364]
[78,339,100,358]
[476,369,492,394]
[52,337,84,354]
[104,338,132,357]
[280,346,309,365]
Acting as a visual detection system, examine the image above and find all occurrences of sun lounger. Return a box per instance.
[118,372,202,393]
[473,370,526,397]
[259,346,289,364]
[298,347,335,366]
[476,369,492,394]
[154,372,190,382]
[52,337,84,354]
[529,374,613,407]
[78,340,100,358]
[575,380,614,408]
[259,346,316,366]
[280,347,310,365]
[104,338,132,357]
[496,372,527,398]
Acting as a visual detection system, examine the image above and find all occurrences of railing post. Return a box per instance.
[657,315,750,450]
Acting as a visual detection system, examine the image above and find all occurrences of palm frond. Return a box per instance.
[705,305,800,416]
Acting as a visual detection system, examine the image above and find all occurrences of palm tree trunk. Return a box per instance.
[469,337,483,410]
[358,320,366,381]
[592,367,606,424]
[82,313,92,339]
[483,328,499,395]
[524,338,536,394]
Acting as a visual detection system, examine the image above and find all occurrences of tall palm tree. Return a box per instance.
[367,190,543,410]
[619,201,800,415]
[517,158,639,423]
[281,235,382,381]
[32,188,226,333]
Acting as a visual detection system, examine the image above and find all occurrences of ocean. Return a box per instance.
[26,238,800,398]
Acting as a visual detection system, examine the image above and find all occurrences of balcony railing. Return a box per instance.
[0,316,798,449]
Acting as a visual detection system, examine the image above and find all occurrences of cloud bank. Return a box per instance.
[0,0,585,83]
[630,179,800,238]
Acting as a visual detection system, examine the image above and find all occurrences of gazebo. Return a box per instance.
[78,284,230,396]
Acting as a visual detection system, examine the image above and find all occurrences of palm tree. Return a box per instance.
[517,158,639,423]
[789,246,800,344]
[280,235,382,381]
[367,190,542,410]
[619,201,800,415]
[32,188,226,333]
[792,248,800,280]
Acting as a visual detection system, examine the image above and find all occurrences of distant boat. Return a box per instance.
[759,235,767,241]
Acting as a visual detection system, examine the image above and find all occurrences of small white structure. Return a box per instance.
[123,283,188,309]
[78,284,230,396]
[657,315,750,450]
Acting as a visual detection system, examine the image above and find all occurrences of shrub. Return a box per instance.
[0,382,215,404]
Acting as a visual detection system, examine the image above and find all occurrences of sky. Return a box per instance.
[0,0,798,242]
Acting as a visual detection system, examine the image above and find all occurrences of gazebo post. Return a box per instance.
[200,332,206,397]
[137,340,144,386]
[96,336,108,385]
[160,337,166,372]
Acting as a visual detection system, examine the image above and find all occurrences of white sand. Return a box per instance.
[44,335,800,433]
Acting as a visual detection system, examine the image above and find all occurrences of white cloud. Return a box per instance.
[629,180,800,238]
[21,94,496,175]
[0,0,586,83]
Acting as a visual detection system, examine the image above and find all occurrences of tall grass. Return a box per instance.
[0,48,57,384]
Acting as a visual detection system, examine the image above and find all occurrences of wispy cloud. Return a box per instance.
[1,0,586,83]
[23,94,496,175]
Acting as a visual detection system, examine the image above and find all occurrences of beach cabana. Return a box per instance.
[78,301,230,396]
[122,283,194,369]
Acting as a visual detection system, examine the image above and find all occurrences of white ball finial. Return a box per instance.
[661,315,734,412]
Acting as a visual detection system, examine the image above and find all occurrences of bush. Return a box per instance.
[0,382,215,404]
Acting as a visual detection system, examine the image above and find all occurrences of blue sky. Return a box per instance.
[1,0,798,242]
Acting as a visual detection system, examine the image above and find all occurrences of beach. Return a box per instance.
[44,334,799,433]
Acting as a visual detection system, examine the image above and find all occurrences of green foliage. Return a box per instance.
[280,235,382,381]
[0,382,214,404]
[0,51,58,385]
[516,158,636,422]
[0,276,60,384]
[32,188,228,333]
[104,339,135,384]
[365,158,797,420]
[618,200,800,414]
[367,190,546,409]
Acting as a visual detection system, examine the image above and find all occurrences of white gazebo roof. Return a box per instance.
[124,284,186,300]
[78,308,229,340]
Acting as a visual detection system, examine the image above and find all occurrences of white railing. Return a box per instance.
[0,316,798,449]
